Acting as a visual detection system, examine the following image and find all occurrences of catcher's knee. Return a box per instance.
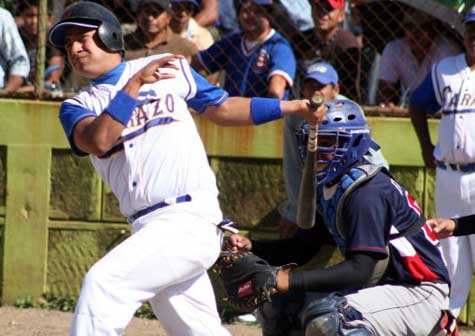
[302,293,371,336]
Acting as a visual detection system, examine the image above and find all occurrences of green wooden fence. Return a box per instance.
[0,98,473,324]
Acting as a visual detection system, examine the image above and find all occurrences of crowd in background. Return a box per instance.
[0,0,465,107]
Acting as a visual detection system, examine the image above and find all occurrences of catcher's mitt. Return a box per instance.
[214,250,284,312]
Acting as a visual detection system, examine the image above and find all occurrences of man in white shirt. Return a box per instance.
[0,7,30,93]
[378,9,461,106]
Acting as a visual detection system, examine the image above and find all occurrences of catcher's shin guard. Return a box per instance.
[302,293,371,336]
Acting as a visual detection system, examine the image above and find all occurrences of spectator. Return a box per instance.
[16,0,63,93]
[300,0,361,102]
[217,0,239,35]
[194,0,218,27]
[124,0,198,61]
[278,0,314,32]
[409,5,475,317]
[192,0,296,99]
[279,61,387,238]
[0,6,30,93]
[378,10,461,107]
[169,0,214,50]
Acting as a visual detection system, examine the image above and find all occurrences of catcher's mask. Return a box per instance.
[297,99,372,186]
[48,1,124,55]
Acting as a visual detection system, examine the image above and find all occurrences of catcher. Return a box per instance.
[222,100,454,335]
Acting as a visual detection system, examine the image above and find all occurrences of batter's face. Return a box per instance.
[239,2,270,37]
[64,27,121,79]
[464,22,475,59]
[302,79,339,101]
[137,4,171,35]
[311,1,344,33]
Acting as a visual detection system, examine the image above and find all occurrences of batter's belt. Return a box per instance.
[128,194,192,223]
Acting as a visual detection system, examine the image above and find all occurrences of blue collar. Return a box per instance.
[92,61,126,85]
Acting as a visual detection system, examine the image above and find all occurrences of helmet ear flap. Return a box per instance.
[98,23,124,53]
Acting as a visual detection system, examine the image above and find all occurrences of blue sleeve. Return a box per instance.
[187,68,229,114]
[410,73,441,115]
[343,182,390,258]
[197,36,229,74]
[59,102,96,156]
[269,39,296,83]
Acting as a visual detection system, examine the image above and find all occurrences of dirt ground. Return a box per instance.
[0,306,261,336]
[1,306,475,335]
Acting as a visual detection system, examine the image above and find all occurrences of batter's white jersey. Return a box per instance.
[59,55,229,218]
[430,53,475,163]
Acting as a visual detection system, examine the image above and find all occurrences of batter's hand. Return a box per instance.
[226,234,252,251]
[300,98,327,125]
[133,54,183,85]
[427,218,456,239]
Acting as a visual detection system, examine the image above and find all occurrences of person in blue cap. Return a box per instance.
[410,4,475,318]
[278,61,388,239]
[192,0,296,100]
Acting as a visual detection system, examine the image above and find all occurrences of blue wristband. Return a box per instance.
[250,97,282,125]
[105,90,137,126]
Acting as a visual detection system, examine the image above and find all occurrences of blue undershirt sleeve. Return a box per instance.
[187,68,229,114]
[59,102,96,156]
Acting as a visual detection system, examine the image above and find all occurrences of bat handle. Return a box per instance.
[307,124,318,153]
[306,94,323,153]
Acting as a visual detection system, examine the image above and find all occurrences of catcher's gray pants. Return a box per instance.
[259,281,449,336]
[346,281,449,335]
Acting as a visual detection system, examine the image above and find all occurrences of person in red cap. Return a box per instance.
[298,0,361,102]
[326,0,344,9]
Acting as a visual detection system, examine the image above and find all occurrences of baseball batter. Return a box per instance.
[229,100,452,335]
[410,6,475,317]
[47,2,322,335]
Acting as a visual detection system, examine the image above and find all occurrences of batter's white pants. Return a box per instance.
[70,200,231,336]
[435,167,475,317]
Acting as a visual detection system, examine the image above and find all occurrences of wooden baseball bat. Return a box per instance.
[296,95,323,229]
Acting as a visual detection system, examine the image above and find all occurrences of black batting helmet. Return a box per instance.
[48,1,124,54]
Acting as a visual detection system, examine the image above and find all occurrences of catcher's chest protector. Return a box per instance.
[318,164,382,254]
[318,164,388,286]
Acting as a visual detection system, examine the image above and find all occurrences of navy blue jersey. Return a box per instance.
[197,30,296,98]
[344,172,450,284]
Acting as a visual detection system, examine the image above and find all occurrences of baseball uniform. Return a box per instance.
[60,55,231,336]
[411,52,475,317]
